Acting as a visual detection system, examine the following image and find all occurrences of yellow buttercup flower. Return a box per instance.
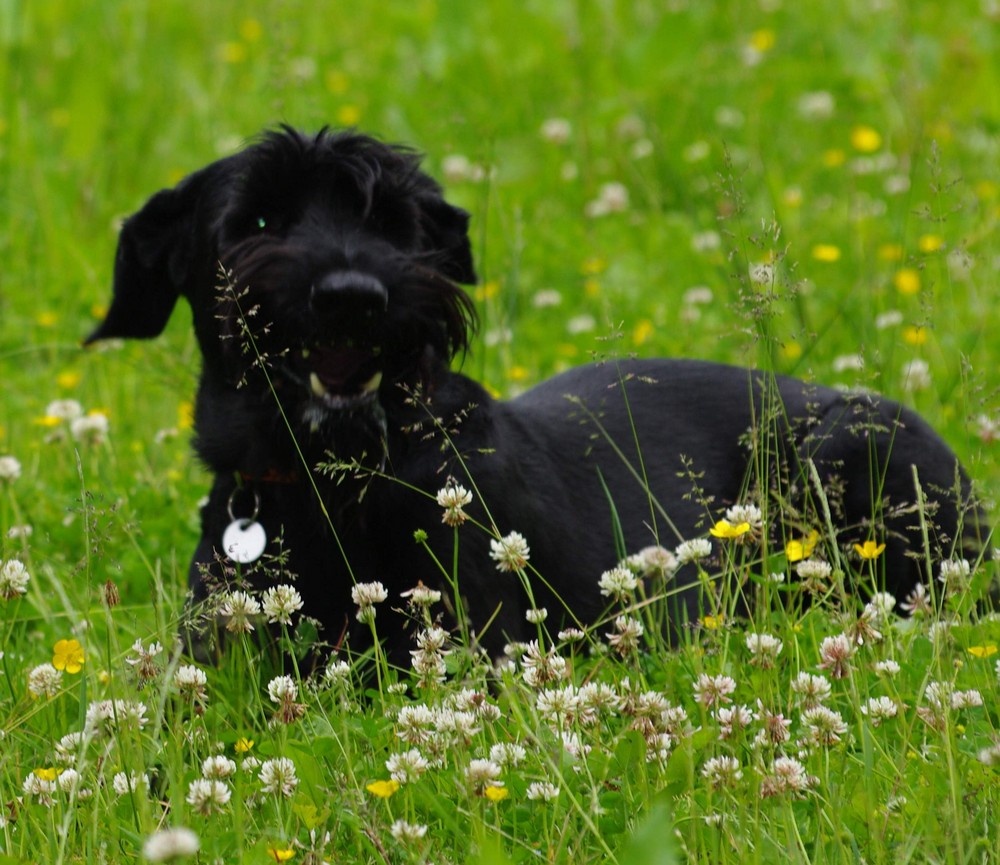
[709,520,751,540]
[854,540,886,560]
[811,244,841,263]
[967,645,998,659]
[366,779,400,798]
[484,784,509,802]
[918,234,944,253]
[336,104,361,126]
[701,614,724,630]
[850,125,883,153]
[785,531,819,563]
[894,268,921,295]
[234,737,255,754]
[52,639,85,674]
[268,848,295,863]
[33,767,62,781]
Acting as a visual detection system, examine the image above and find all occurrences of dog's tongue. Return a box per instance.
[311,346,375,392]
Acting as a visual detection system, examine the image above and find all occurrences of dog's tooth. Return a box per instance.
[361,371,383,393]
[309,372,327,397]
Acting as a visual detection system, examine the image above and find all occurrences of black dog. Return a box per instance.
[87,127,983,659]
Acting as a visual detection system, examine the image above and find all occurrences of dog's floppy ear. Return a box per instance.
[85,164,222,344]
[418,196,478,286]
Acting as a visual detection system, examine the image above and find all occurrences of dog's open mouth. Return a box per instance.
[292,341,384,409]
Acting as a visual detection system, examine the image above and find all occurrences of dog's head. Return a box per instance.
[87,127,477,419]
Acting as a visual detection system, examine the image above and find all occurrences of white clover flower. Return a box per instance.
[70,412,110,444]
[861,696,898,726]
[577,682,623,722]
[938,559,972,595]
[978,741,1000,767]
[797,90,836,120]
[267,675,298,704]
[220,590,260,634]
[525,607,548,624]
[385,749,429,785]
[54,732,87,764]
[753,702,792,746]
[395,704,436,745]
[724,504,763,534]
[56,768,92,799]
[86,699,148,735]
[441,154,473,183]
[802,705,848,746]
[436,481,473,527]
[401,582,442,607]
[693,673,737,708]
[490,532,530,572]
[126,639,163,681]
[598,567,639,601]
[874,659,901,677]
[690,232,722,254]
[175,665,208,701]
[323,660,351,686]
[465,758,502,787]
[0,455,21,481]
[818,634,854,679]
[142,828,200,862]
[27,663,63,699]
[112,771,150,797]
[675,538,712,564]
[389,819,428,843]
[352,581,388,623]
[745,633,783,668]
[715,704,754,738]
[261,584,304,624]
[875,309,904,330]
[761,756,813,797]
[951,689,984,710]
[796,558,833,583]
[900,582,932,615]
[624,545,678,580]
[901,358,931,392]
[488,742,527,767]
[748,262,775,287]
[526,781,560,802]
[539,117,572,144]
[558,627,586,643]
[536,684,580,727]
[585,182,630,218]
[606,615,645,656]
[201,755,237,780]
[22,773,56,805]
[702,756,743,789]
[520,640,568,688]
[185,778,230,815]
[532,288,563,309]
[258,757,298,797]
[45,399,83,420]
[434,708,481,742]
[0,558,30,599]
[790,672,832,708]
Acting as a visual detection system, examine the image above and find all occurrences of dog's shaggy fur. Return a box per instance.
[88,127,982,659]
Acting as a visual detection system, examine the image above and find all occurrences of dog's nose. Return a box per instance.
[310,271,388,320]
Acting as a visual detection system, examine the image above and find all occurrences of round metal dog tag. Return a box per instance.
[222,519,267,564]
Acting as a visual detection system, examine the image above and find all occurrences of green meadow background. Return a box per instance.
[2,1,1000,863]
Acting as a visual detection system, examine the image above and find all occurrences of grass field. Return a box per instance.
[2,1,1000,862]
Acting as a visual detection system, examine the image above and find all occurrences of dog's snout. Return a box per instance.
[311,271,388,319]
